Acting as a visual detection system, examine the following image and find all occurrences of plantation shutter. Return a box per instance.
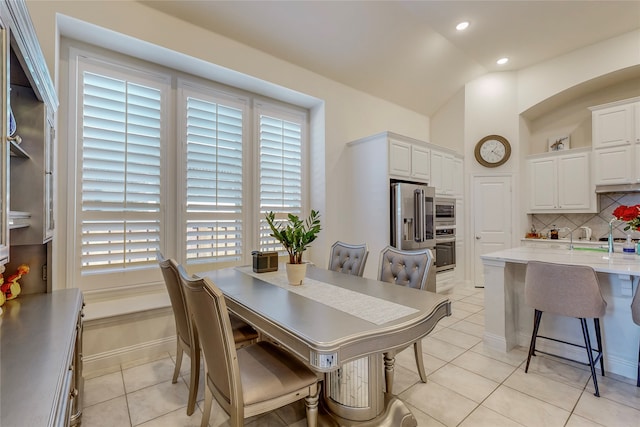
[258,105,305,252]
[182,85,246,264]
[79,64,164,277]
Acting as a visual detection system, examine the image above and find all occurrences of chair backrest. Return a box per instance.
[378,246,433,290]
[524,261,606,318]
[631,286,640,326]
[177,266,243,418]
[157,252,193,348]
[328,241,369,277]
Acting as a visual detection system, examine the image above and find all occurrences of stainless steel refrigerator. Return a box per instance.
[390,181,437,291]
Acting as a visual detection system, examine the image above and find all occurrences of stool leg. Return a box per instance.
[593,318,605,377]
[580,318,600,397]
[525,309,543,373]
[637,339,639,387]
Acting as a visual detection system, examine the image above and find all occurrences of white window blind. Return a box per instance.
[78,63,165,278]
[258,105,305,253]
[181,84,247,264]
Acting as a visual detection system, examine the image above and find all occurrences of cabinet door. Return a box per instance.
[411,144,430,182]
[528,157,557,210]
[452,157,463,199]
[593,145,634,185]
[557,152,591,209]
[388,139,411,178]
[44,110,54,241]
[431,150,455,195]
[430,150,443,191]
[592,103,634,148]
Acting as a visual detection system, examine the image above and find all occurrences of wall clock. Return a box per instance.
[474,135,511,168]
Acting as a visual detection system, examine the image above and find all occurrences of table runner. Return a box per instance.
[236,266,419,325]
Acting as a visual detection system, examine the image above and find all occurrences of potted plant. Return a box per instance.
[265,210,321,285]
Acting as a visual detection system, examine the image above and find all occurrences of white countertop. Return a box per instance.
[482,246,640,276]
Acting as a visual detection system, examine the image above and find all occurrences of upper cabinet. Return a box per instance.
[431,149,463,198]
[590,98,640,185]
[527,147,596,213]
[0,0,58,264]
[389,137,430,183]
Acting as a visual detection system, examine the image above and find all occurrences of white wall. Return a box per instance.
[27,0,430,283]
[430,88,465,153]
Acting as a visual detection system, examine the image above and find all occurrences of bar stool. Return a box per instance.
[524,261,607,396]
[632,287,640,387]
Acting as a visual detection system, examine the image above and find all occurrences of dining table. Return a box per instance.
[199,264,451,426]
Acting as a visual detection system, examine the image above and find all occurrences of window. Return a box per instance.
[72,56,169,289]
[179,81,248,265]
[257,102,306,253]
[67,47,308,291]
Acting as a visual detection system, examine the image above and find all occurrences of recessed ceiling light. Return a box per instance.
[456,21,469,31]
[496,57,509,65]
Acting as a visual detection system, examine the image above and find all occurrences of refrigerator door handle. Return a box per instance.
[414,189,425,242]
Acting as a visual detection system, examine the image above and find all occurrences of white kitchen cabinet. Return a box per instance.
[592,101,635,149]
[593,145,635,185]
[389,137,430,183]
[527,148,596,212]
[431,149,461,196]
[590,98,640,185]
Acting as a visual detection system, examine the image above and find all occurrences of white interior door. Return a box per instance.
[472,175,512,287]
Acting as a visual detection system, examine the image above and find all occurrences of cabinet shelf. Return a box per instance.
[8,135,29,158]
[8,210,30,229]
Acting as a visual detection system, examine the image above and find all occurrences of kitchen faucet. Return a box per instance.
[558,227,575,250]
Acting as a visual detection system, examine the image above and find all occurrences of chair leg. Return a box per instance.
[186,347,200,416]
[525,309,543,373]
[580,318,600,397]
[593,318,605,377]
[413,341,427,383]
[383,352,395,394]
[173,339,183,383]
[201,376,213,427]
[304,384,321,427]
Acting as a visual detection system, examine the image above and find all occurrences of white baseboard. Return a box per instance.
[83,336,176,378]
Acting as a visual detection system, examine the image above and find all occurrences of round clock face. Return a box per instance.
[474,135,511,167]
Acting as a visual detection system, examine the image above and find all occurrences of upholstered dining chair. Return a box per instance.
[377,246,434,393]
[157,252,258,416]
[524,261,607,396]
[328,241,369,277]
[177,266,320,427]
[631,287,640,387]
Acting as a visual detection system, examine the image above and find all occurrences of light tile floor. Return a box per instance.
[81,286,640,426]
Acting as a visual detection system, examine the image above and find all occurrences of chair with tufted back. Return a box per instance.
[377,246,434,393]
[524,261,607,396]
[328,241,369,277]
[632,287,640,387]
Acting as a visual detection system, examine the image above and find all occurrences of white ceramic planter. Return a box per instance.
[285,263,307,285]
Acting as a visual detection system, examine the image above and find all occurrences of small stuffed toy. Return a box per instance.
[0,267,5,312]
[2,264,29,301]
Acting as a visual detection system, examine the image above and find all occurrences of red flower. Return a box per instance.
[613,204,640,231]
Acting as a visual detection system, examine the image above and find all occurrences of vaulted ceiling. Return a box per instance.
[140,1,640,116]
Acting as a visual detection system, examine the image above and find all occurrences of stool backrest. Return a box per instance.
[632,286,640,326]
[524,261,606,318]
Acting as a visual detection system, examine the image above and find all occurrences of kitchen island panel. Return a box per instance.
[481,247,639,381]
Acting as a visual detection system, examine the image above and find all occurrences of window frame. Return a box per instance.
[65,44,310,292]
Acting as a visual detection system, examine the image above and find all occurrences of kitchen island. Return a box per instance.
[481,246,640,380]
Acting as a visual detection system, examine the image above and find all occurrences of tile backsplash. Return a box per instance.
[530,193,640,241]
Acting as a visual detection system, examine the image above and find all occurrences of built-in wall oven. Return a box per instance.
[435,197,455,227]
[435,226,456,272]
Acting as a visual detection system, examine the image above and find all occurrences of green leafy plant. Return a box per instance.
[265,210,321,264]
